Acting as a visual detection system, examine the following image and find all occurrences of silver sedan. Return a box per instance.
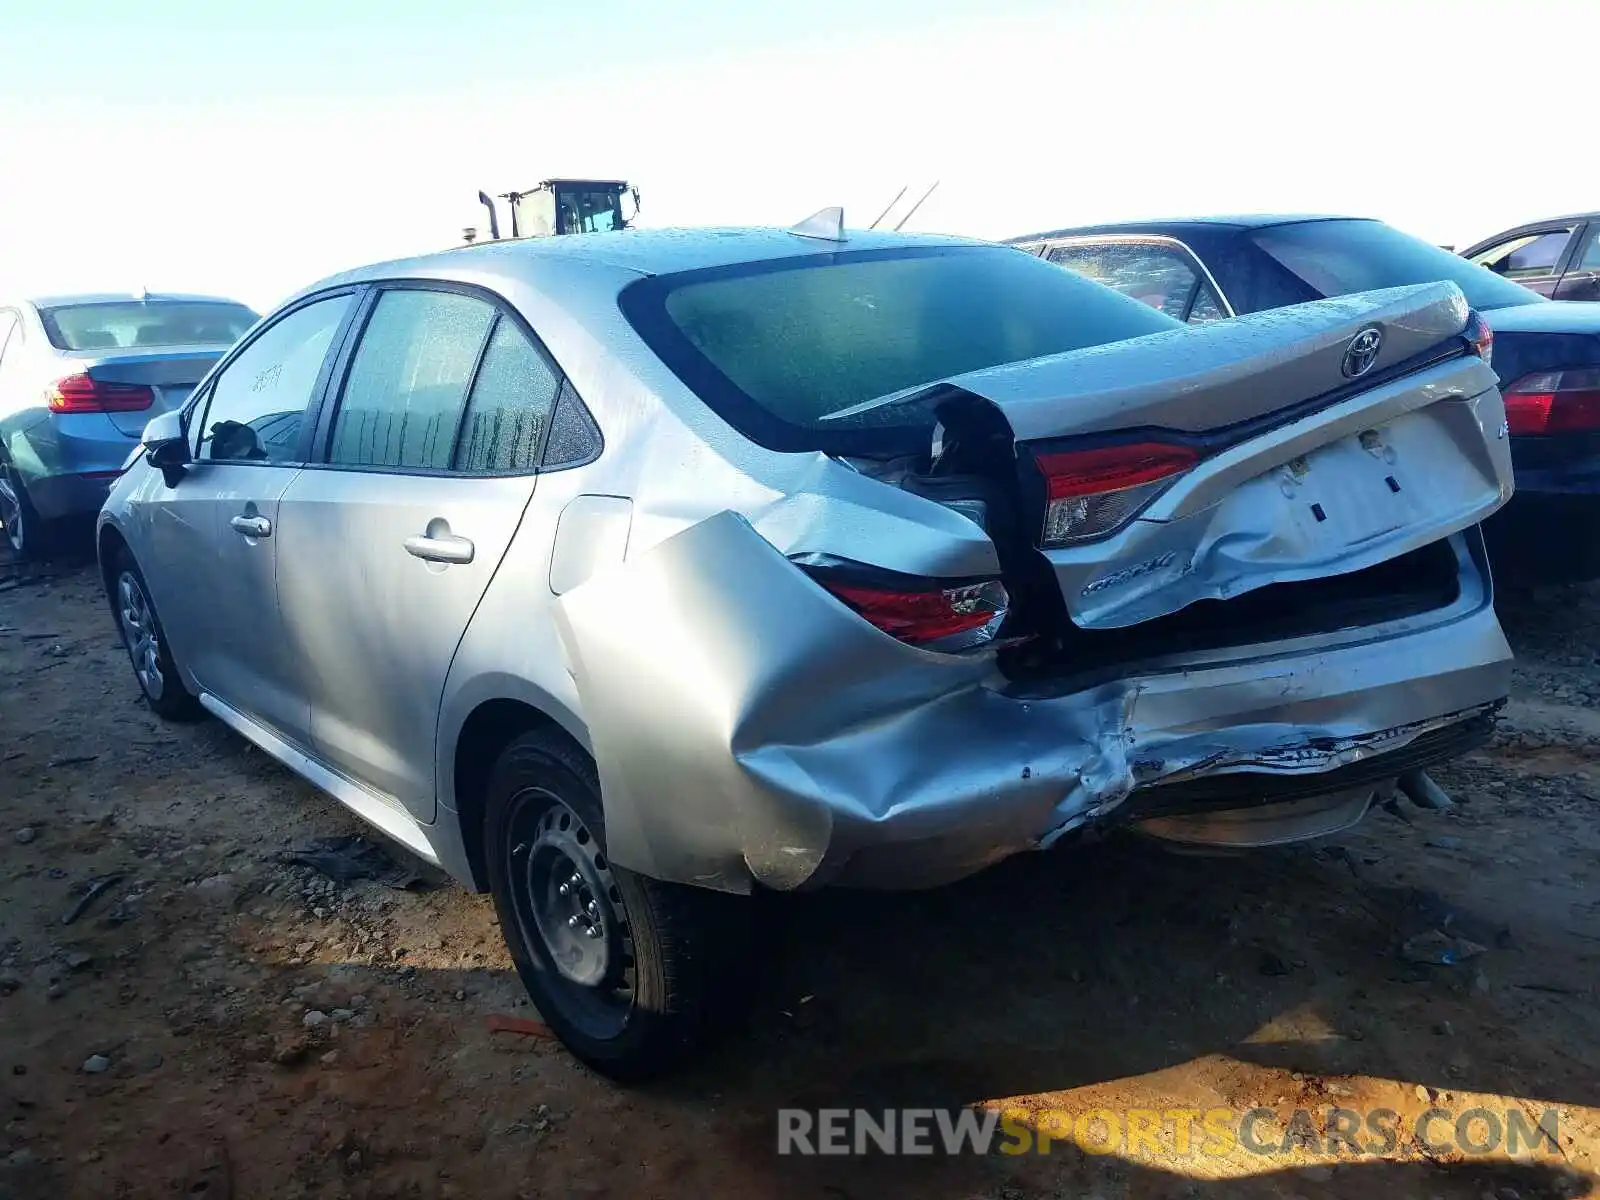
[97,224,1514,1079]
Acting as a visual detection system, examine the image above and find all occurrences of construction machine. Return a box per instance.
[463,179,640,244]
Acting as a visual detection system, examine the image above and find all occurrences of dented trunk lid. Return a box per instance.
[933,282,1514,629]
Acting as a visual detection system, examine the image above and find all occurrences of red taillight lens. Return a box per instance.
[1035,441,1200,547]
[1502,368,1600,435]
[816,577,1009,650]
[46,373,155,414]
[1464,309,1493,367]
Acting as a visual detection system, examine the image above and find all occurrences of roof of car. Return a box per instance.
[311,225,985,293]
[1460,213,1600,254]
[1485,211,1600,227]
[20,291,251,309]
[1002,214,1371,244]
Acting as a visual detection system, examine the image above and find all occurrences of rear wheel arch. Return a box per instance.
[450,698,587,891]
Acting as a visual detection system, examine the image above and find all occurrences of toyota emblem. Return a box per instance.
[1342,327,1383,379]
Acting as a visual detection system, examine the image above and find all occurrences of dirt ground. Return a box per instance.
[2,544,1598,1200]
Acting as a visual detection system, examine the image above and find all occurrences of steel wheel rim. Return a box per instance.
[505,788,634,1038]
[0,468,22,554]
[117,572,163,697]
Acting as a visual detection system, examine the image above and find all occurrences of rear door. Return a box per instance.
[274,285,562,823]
[1042,237,1233,324]
[1554,223,1600,301]
[1466,225,1581,298]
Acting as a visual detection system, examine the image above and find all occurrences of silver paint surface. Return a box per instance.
[100,230,1515,895]
[552,511,1509,893]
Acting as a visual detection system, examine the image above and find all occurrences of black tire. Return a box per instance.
[109,549,201,721]
[484,729,753,1081]
[0,459,59,561]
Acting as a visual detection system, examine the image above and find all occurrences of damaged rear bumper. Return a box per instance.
[554,512,1511,894]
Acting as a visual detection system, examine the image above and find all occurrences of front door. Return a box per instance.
[275,287,561,821]
[177,291,358,746]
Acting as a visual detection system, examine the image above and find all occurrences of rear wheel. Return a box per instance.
[484,729,753,1081]
[112,550,200,721]
[0,459,57,561]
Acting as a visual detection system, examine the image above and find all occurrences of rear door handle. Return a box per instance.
[229,514,272,538]
[404,532,475,565]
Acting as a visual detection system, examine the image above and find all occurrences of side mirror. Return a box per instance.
[141,410,191,487]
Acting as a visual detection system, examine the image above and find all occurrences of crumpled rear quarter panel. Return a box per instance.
[553,510,1088,893]
[554,512,1512,894]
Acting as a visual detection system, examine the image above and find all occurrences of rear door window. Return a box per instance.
[1046,242,1205,320]
[328,290,496,471]
[1187,285,1226,324]
[453,316,563,473]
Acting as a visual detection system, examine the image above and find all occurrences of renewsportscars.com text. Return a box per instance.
[776,1105,1562,1158]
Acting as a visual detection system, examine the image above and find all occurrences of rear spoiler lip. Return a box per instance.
[75,346,230,367]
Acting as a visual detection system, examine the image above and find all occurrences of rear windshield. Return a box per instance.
[618,245,1179,454]
[1250,220,1543,314]
[39,301,259,352]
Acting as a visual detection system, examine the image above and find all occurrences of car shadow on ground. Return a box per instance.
[629,833,1592,1196]
[695,837,1595,1109]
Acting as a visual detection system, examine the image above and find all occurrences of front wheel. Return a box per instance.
[484,730,753,1081]
[111,551,200,721]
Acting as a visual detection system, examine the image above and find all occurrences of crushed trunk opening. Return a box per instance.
[891,282,1512,637]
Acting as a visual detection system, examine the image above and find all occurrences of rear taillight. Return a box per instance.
[45,373,155,414]
[1035,441,1200,547]
[1464,309,1493,367]
[806,570,1010,651]
[1502,368,1600,435]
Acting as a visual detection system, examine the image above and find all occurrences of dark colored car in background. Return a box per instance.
[1461,213,1600,302]
[1005,216,1600,584]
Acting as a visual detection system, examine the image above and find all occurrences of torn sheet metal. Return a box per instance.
[554,511,1512,895]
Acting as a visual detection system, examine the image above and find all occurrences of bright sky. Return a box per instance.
[2,0,1595,312]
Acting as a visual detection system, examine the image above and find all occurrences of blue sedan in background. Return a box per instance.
[1007,216,1600,585]
[0,293,259,558]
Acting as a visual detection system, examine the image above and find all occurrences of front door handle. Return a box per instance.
[229,514,272,538]
[404,532,475,565]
